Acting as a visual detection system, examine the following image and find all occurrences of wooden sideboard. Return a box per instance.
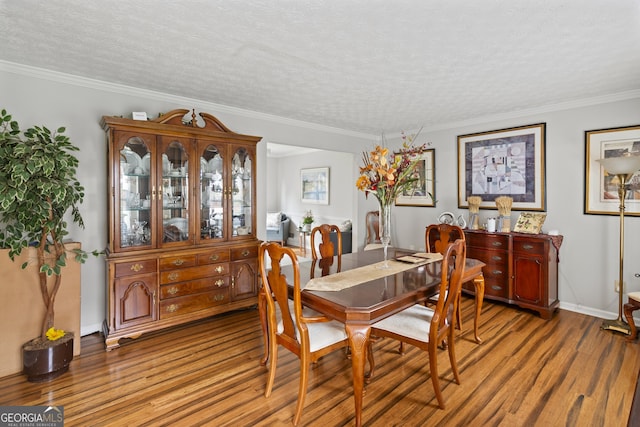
[463,229,561,319]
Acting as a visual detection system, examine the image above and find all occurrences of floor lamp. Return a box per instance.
[597,154,640,335]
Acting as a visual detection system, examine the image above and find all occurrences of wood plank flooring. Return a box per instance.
[0,297,638,427]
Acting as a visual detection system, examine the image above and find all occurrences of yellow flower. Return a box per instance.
[46,327,66,341]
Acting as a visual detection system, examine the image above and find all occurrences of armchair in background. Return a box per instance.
[266,212,290,246]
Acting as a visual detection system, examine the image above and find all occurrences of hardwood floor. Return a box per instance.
[1,297,638,426]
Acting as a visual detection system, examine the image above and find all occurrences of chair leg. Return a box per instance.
[293,354,310,426]
[624,302,639,341]
[472,275,485,344]
[428,342,445,409]
[447,328,460,385]
[265,344,278,398]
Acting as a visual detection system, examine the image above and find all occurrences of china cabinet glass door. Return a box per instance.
[199,143,225,241]
[231,147,253,237]
[118,135,153,250]
[159,137,191,246]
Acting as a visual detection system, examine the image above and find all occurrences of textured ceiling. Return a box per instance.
[1,1,639,135]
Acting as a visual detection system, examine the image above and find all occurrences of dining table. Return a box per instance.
[258,247,485,426]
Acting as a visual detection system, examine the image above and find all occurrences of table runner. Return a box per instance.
[304,252,442,292]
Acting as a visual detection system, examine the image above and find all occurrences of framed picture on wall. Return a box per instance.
[584,124,640,216]
[457,123,546,211]
[301,167,329,204]
[395,148,436,207]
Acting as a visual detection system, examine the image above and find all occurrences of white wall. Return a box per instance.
[2,61,640,335]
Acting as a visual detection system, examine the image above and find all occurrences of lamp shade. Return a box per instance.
[597,155,640,175]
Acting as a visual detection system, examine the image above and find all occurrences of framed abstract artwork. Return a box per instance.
[300,167,329,204]
[584,124,640,216]
[457,123,546,211]
[395,148,436,207]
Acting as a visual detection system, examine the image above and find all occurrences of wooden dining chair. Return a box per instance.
[310,223,342,260]
[425,223,466,329]
[624,292,640,341]
[258,242,349,426]
[423,223,485,344]
[368,239,466,409]
[364,210,383,250]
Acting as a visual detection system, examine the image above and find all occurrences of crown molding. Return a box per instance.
[0,60,376,141]
[2,60,638,138]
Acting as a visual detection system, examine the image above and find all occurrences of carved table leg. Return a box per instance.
[345,323,371,427]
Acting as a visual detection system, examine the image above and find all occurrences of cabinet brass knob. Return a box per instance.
[215,279,224,287]
[491,242,502,247]
[168,272,179,281]
[130,263,144,272]
[209,254,219,261]
[522,244,534,250]
[242,249,250,257]
[173,259,184,266]
[167,287,178,295]
[215,266,224,273]
[214,294,225,302]
[167,304,179,313]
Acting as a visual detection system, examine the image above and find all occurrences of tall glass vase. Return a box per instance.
[378,200,392,268]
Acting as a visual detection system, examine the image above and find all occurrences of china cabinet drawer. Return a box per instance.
[160,277,229,299]
[159,254,197,270]
[160,263,229,284]
[231,245,258,260]
[197,250,230,265]
[512,239,545,255]
[114,259,157,278]
[159,289,229,319]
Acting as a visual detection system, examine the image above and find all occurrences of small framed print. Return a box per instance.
[458,123,546,211]
[301,167,329,204]
[584,124,640,216]
[395,149,436,207]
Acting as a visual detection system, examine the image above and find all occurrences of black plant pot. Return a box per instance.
[22,334,74,383]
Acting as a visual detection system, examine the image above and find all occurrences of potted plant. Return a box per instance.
[301,210,314,232]
[0,108,89,382]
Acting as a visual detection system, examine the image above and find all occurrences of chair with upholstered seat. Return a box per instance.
[425,223,485,344]
[364,210,383,250]
[624,292,640,341]
[258,242,349,426]
[368,239,466,409]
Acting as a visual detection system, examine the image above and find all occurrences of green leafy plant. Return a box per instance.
[302,210,314,225]
[0,108,89,344]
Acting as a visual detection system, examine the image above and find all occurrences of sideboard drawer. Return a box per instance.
[466,231,509,250]
[159,263,229,284]
[512,238,545,255]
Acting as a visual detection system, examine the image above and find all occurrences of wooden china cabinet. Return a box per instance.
[463,229,561,319]
[101,109,261,349]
